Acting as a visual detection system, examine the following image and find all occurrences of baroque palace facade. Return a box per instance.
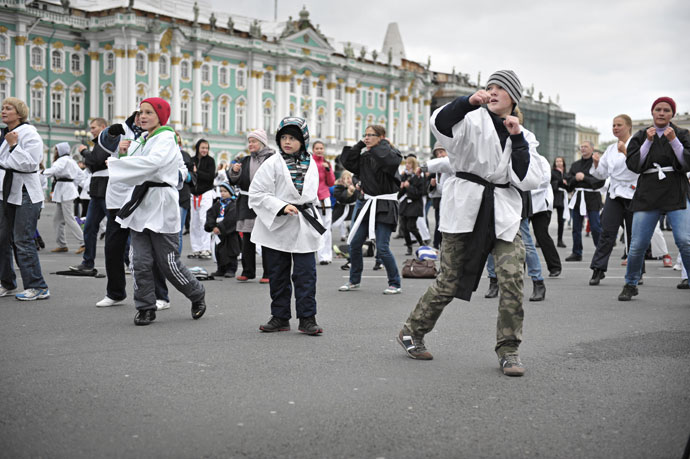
[0,0,434,162]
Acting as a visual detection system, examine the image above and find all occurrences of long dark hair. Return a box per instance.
[553,156,566,171]
[194,138,210,165]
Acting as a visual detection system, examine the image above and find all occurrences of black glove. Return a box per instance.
[108,124,125,136]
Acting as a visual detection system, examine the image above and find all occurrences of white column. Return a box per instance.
[192,50,202,134]
[148,43,160,98]
[326,73,336,144]
[411,90,420,150]
[295,76,303,120]
[255,67,263,131]
[113,42,126,121]
[387,84,395,140]
[275,64,289,124]
[399,91,408,150]
[309,77,316,127]
[422,93,431,151]
[126,40,137,116]
[88,48,100,120]
[344,77,356,143]
[14,23,27,102]
[170,48,181,130]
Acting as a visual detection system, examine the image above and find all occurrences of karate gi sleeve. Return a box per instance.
[248,156,291,231]
[510,129,543,191]
[4,130,43,172]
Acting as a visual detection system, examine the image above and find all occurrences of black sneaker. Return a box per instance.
[565,253,582,262]
[678,279,689,289]
[298,316,323,335]
[191,298,206,319]
[373,261,383,271]
[618,283,639,301]
[260,316,290,332]
[397,329,433,360]
[134,309,156,326]
[340,261,350,271]
[499,354,526,376]
[405,246,413,256]
[589,269,605,286]
[69,263,95,273]
[211,270,226,277]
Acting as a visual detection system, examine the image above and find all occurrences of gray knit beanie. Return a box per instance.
[485,70,522,104]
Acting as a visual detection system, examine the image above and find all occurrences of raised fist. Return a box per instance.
[469,90,491,106]
[503,116,521,135]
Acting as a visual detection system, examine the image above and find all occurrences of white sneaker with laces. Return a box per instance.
[15,288,50,301]
[383,286,402,295]
[0,286,18,297]
[338,282,360,292]
[96,296,125,307]
[156,299,171,310]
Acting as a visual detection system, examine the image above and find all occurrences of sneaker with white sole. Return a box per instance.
[338,282,360,292]
[0,286,18,297]
[156,299,171,310]
[383,286,401,295]
[15,288,50,301]
[499,353,526,377]
[96,296,125,307]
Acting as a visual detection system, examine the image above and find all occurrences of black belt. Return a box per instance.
[51,177,74,192]
[1,165,37,208]
[454,172,510,301]
[294,203,326,235]
[117,181,170,219]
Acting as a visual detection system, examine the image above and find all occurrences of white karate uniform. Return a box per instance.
[0,124,44,205]
[43,153,84,247]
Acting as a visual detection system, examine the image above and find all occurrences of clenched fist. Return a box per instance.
[4,131,18,147]
[469,90,491,106]
[646,127,656,141]
[664,126,676,142]
[617,141,627,155]
[503,116,521,135]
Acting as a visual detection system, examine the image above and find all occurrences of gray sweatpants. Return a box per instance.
[55,199,84,248]
[130,230,205,311]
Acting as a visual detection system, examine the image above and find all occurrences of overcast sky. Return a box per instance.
[209,0,690,143]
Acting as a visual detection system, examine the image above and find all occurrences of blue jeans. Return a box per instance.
[625,200,690,286]
[0,190,48,290]
[179,206,188,253]
[487,218,542,281]
[82,197,108,269]
[349,199,401,288]
[572,209,602,256]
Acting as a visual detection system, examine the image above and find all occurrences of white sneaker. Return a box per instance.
[673,263,682,271]
[16,288,50,301]
[199,250,212,259]
[383,286,402,295]
[338,282,360,292]
[156,299,171,310]
[0,286,18,297]
[96,296,125,307]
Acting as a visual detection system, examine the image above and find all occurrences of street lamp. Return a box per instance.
[73,129,92,146]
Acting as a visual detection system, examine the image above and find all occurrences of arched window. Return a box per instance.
[218,97,230,132]
[354,115,362,140]
[70,91,83,123]
[201,63,211,84]
[51,50,63,71]
[301,77,310,96]
[180,90,191,128]
[51,89,64,122]
[135,52,146,73]
[335,110,343,140]
[289,77,295,93]
[316,80,324,98]
[366,91,373,109]
[180,60,190,80]
[335,84,343,101]
[70,53,82,73]
[201,100,211,130]
[104,52,114,73]
[219,67,228,86]
[102,83,114,122]
[263,101,273,132]
[263,72,273,91]
[316,111,324,138]
[30,84,44,120]
[0,35,7,57]
[236,69,245,88]
[235,99,246,134]
[31,47,43,69]
[159,55,169,76]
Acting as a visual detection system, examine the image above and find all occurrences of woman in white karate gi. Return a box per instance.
[108,97,206,326]
[42,142,84,252]
[249,117,324,335]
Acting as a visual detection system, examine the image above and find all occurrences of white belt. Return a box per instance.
[643,163,674,180]
[347,192,398,244]
[568,187,596,216]
[92,169,109,177]
[238,189,249,196]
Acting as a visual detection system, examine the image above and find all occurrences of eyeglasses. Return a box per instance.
[364,134,379,138]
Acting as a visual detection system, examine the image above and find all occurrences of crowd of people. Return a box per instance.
[1,73,688,376]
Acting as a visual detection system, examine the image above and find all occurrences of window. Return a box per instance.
[0,35,7,58]
[335,84,343,101]
[135,83,147,108]
[379,93,385,110]
[51,90,63,122]
[354,115,362,140]
[70,53,82,73]
[316,80,324,98]
[219,67,228,86]
[180,91,191,128]
[0,81,8,102]
[70,92,82,123]
[104,52,114,73]
[104,93,114,122]
[335,112,343,141]
[236,69,245,88]
[235,100,246,133]
[366,91,373,109]
[316,112,324,138]
[31,47,43,69]
[159,55,169,76]
[201,64,211,84]
[30,87,44,120]
[301,77,310,96]
[263,103,273,132]
[356,89,361,107]
[180,60,190,80]
[394,96,399,111]
[289,77,295,93]
[136,52,146,74]
[263,72,273,91]
[201,101,211,130]
[218,98,230,132]
[51,50,63,72]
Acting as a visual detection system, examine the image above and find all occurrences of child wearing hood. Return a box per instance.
[205,182,241,278]
[248,117,324,335]
[42,142,84,252]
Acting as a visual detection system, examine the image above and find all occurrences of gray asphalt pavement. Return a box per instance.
[1,204,689,459]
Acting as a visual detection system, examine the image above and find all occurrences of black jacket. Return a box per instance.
[82,141,112,198]
[340,139,402,226]
[398,172,425,217]
[192,154,216,196]
[228,155,256,221]
[179,149,196,210]
[204,198,241,266]
[551,168,568,208]
[626,123,690,212]
[565,157,605,212]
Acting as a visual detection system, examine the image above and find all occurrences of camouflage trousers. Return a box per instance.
[404,231,525,357]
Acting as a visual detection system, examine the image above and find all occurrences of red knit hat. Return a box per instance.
[141,97,171,126]
[651,97,676,116]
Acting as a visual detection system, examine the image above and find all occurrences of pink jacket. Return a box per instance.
[313,154,335,201]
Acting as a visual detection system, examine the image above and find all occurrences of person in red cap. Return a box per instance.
[618,96,690,301]
[108,97,207,325]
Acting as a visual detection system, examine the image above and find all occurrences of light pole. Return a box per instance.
[73,129,92,146]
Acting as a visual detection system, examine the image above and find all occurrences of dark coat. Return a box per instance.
[178,149,196,210]
[565,157,605,212]
[192,154,216,196]
[626,123,690,212]
[205,198,241,266]
[398,172,425,217]
[228,155,256,221]
[82,141,111,198]
[340,139,402,226]
[551,168,568,208]
[332,183,359,222]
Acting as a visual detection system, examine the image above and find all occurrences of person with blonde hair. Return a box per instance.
[0,97,50,300]
[399,155,426,255]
